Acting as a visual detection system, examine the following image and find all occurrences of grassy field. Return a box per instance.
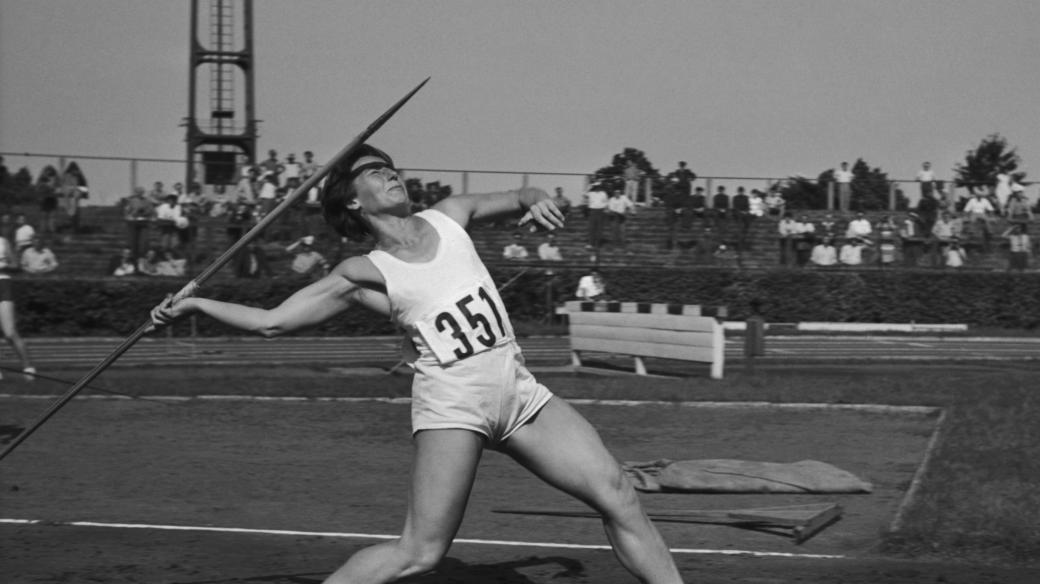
[5,359,1039,567]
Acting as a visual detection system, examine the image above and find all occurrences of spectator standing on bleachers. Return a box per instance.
[179,183,204,250]
[147,181,167,206]
[845,212,873,241]
[304,176,327,234]
[257,174,279,218]
[124,186,155,260]
[876,215,898,267]
[711,186,730,222]
[661,177,693,251]
[749,189,766,219]
[935,181,956,212]
[764,186,785,218]
[623,159,643,205]
[777,211,800,266]
[899,212,926,267]
[606,188,635,253]
[20,236,58,274]
[930,211,958,267]
[1003,224,1031,271]
[669,161,697,196]
[550,187,572,218]
[286,235,330,279]
[916,161,936,201]
[538,232,563,261]
[301,151,320,182]
[689,186,707,220]
[109,248,136,277]
[502,232,529,260]
[818,212,841,239]
[835,161,853,213]
[171,181,185,203]
[810,236,838,267]
[584,181,609,252]
[13,215,35,256]
[155,194,186,251]
[916,189,940,235]
[60,162,88,234]
[235,166,258,203]
[225,198,255,276]
[207,184,232,218]
[37,166,60,234]
[575,268,606,300]
[0,232,37,380]
[0,214,12,248]
[282,154,302,189]
[794,214,816,267]
[177,182,203,216]
[994,172,1012,214]
[731,186,752,249]
[259,149,284,186]
[1005,190,1033,227]
[963,191,996,250]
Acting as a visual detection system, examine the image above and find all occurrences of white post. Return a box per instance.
[710,319,725,380]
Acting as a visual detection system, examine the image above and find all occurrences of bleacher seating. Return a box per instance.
[7,203,1034,278]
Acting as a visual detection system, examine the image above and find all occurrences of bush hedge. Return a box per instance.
[13,267,1040,337]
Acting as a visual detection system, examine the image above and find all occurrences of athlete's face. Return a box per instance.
[349,155,408,212]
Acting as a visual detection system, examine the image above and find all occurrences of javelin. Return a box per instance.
[0,77,431,463]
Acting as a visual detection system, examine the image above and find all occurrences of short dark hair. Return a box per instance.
[320,144,394,242]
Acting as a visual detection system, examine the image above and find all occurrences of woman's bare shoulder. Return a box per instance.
[332,254,384,287]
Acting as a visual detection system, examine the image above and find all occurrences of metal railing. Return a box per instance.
[2,150,1035,212]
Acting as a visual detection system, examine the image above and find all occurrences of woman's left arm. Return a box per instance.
[434,187,565,231]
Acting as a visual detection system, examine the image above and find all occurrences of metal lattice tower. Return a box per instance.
[184,0,256,188]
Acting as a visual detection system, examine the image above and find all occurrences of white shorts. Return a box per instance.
[410,342,553,448]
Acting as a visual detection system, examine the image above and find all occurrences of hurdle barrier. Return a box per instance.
[564,301,728,379]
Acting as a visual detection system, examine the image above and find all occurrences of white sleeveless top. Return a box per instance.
[366,209,515,366]
[0,237,14,279]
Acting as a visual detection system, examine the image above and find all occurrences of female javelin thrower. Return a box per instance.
[151,145,682,584]
[0,232,37,380]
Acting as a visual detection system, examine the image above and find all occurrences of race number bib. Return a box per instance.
[414,282,511,365]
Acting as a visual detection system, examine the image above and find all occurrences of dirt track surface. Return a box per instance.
[5,525,1039,583]
[2,367,1039,583]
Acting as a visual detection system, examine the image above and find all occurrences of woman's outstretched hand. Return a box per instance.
[150,294,197,329]
[518,199,566,232]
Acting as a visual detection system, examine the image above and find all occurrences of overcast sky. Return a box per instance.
[2,0,1039,205]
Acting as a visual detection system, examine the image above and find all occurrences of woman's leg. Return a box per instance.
[502,398,682,584]
[323,429,484,584]
[0,300,34,370]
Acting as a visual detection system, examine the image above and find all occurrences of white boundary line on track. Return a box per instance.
[888,408,949,533]
[0,393,940,415]
[0,518,845,559]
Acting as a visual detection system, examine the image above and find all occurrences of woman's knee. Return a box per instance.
[395,537,451,576]
[586,464,642,517]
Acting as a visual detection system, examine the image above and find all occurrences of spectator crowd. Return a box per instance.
[567,157,1036,272]
[1,152,1036,278]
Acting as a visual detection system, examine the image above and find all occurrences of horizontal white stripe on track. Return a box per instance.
[0,393,939,415]
[0,518,845,559]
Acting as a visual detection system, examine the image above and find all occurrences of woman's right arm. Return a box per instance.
[152,256,380,337]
